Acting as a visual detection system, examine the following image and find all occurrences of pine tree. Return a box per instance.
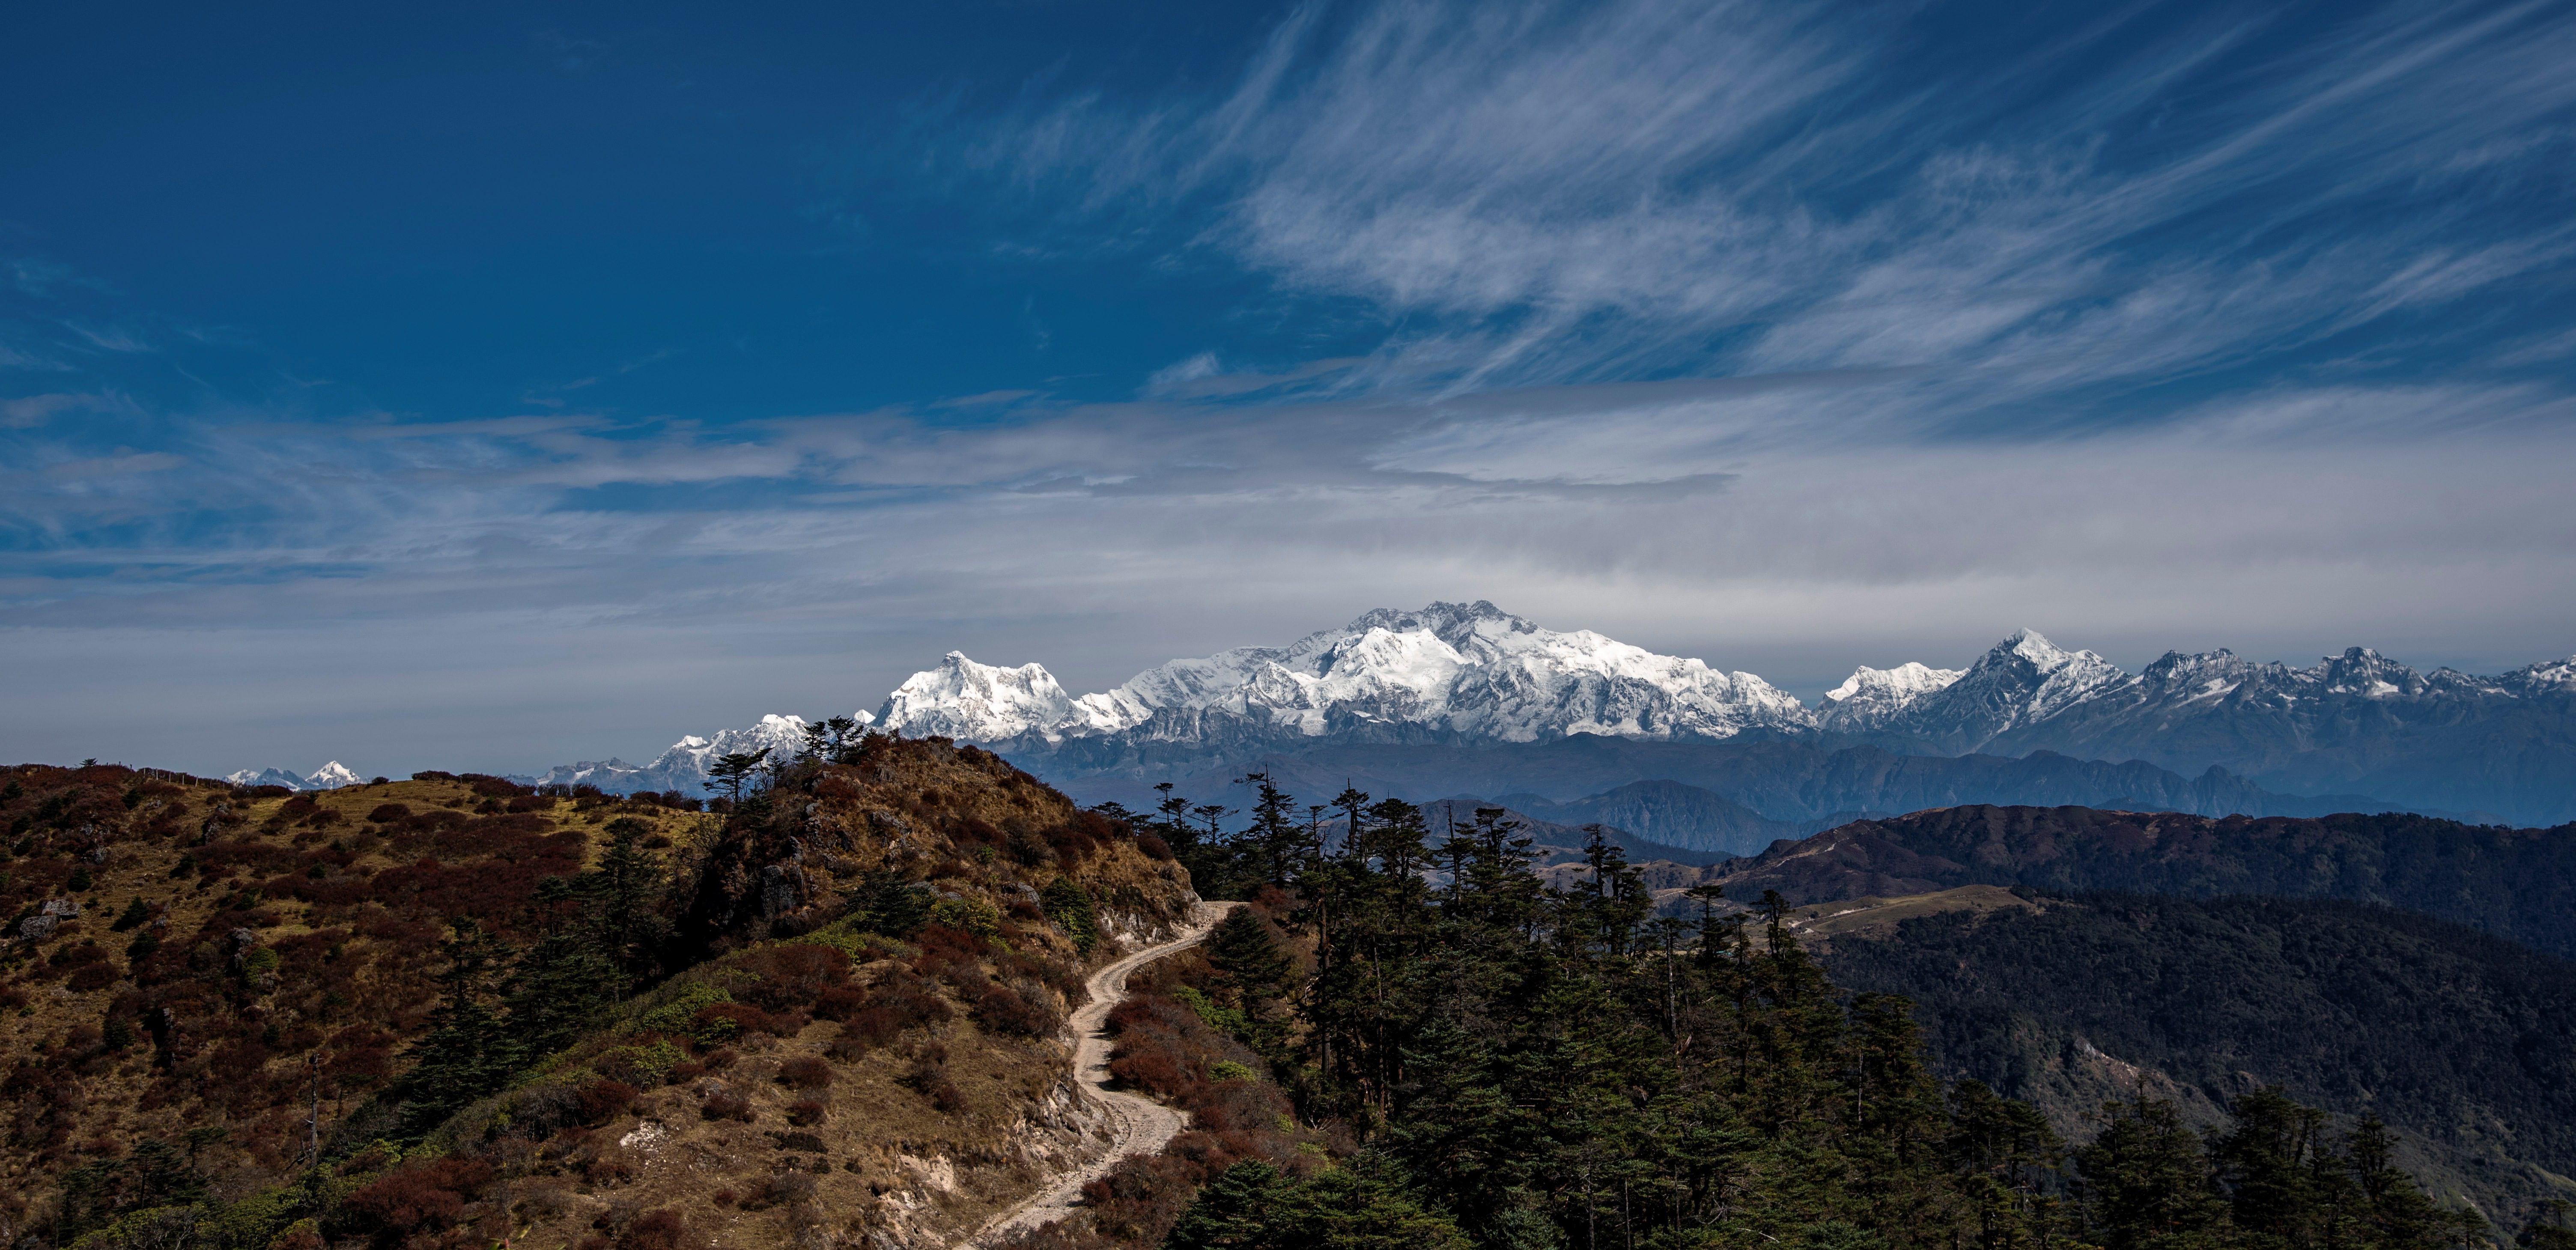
[853,868,930,937]
[396,919,521,1134]
[504,877,616,1060]
[1204,907,1297,1064]
[2345,1116,2486,1250]
[591,816,667,980]
[1234,772,1306,890]
[2076,1096,2233,1250]
[1041,877,1099,954]
[2212,1086,2330,1250]
[704,750,766,804]
[2520,1202,2576,1250]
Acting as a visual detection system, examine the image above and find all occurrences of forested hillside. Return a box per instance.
[1712,805,2576,958]
[1026,776,2521,1250]
[1822,894,2576,1221]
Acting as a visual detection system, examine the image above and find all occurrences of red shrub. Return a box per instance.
[742,1172,816,1211]
[735,943,852,1011]
[1108,1048,1190,1098]
[461,773,529,797]
[811,984,867,1021]
[620,1208,694,1250]
[342,1157,494,1234]
[271,1223,323,1250]
[65,960,119,993]
[785,1098,826,1127]
[1072,1151,1217,1247]
[914,949,987,994]
[777,1056,832,1089]
[904,1061,963,1112]
[578,1078,638,1124]
[832,971,951,1054]
[700,1090,751,1122]
[696,1002,806,1038]
[972,982,1057,1037]
[831,1012,893,1058]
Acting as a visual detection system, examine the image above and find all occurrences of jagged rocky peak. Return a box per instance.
[2308,646,2427,697]
[2140,647,2250,680]
[1979,628,2128,711]
[2504,655,2576,695]
[1853,628,2131,750]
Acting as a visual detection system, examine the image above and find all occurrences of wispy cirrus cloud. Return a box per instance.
[975,0,2576,412]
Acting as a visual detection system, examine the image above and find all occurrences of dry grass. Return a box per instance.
[1786,884,2039,946]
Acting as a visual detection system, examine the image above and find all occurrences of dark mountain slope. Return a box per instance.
[1417,798,1730,867]
[1507,779,1803,856]
[1821,895,2576,1218]
[1034,735,2391,841]
[1714,804,2576,959]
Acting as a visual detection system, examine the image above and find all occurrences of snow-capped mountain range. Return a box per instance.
[886,602,1813,745]
[224,762,365,791]
[520,600,2576,823]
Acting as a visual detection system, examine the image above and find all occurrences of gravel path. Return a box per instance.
[966,900,1239,1248]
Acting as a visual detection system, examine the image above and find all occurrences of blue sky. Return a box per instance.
[4,0,2573,776]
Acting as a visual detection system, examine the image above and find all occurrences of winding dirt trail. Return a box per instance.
[966,900,1241,1248]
